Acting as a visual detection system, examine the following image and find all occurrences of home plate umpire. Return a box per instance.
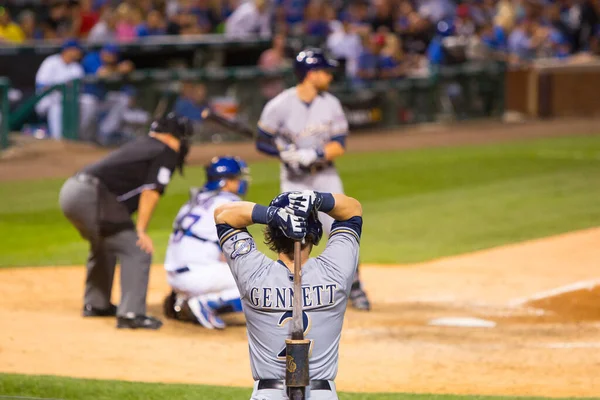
[59,112,193,330]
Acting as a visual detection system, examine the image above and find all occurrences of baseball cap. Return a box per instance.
[61,38,83,52]
[101,43,119,55]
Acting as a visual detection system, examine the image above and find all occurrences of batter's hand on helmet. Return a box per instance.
[285,191,317,219]
[266,206,307,240]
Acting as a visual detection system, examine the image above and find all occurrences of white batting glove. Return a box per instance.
[294,148,321,167]
[280,149,298,164]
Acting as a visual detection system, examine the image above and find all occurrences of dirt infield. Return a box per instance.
[2,117,600,182]
[1,229,600,397]
[2,118,600,397]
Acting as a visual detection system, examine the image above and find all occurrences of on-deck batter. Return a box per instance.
[255,47,371,311]
[214,190,363,399]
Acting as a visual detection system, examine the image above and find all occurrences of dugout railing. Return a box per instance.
[0,77,9,149]
[0,61,506,149]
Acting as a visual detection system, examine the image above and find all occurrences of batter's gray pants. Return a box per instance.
[58,176,151,316]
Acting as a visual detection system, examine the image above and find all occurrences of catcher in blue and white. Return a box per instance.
[162,156,250,329]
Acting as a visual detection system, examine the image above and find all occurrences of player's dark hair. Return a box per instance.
[263,226,316,257]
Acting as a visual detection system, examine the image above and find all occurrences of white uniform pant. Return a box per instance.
[280,166,344,235]
[250,380,338,400]
[36,93,97,140]
[166,262,240,304]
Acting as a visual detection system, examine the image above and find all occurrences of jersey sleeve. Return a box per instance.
[329,97,349,145]
[145,149,178,195]
[316,216,362,293]
[217,223,270,297]
[257,97,281,137]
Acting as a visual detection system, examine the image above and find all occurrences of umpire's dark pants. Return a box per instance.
[58,175,151,317]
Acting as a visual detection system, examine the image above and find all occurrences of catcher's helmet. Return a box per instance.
[294,47,339,82]
[204,156,250,196]
[150,112,193,140]
[269,192,323,245]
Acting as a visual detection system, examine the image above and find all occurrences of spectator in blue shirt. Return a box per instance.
[379,34,404,79]
[354,33,385,85]
[81,43,134,98]
[426,20,456,66]
[339,0,371,34]
[304,0,330,37]
[549,29,570,58]
[174,81,209,122]
[136,10,166,37]
[275,0,309,34]
[508,19,542,63]
[480,23,508,51]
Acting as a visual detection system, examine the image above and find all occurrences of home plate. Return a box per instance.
[428,317,496,328]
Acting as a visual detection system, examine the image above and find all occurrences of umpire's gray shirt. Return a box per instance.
[217,217,362,381]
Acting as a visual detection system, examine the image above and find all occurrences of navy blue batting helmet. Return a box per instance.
[204,156,250,196]
[294,47,339,82]
[269,192,323,245]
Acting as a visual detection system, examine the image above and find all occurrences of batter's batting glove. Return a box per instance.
[295,148,325,167]
[266,207,307,240]
[285,191,316,219]
[280,149,298,164]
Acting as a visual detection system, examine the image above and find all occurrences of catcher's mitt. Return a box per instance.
[163,291,196,322]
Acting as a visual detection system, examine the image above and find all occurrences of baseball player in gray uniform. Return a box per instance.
[214,190,362,399]
[255,47,370,311]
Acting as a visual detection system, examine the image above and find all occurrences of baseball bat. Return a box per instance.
[287,239,307,400]
[153,95,169,120]
[291,240,303,340]
[201,108,255,140]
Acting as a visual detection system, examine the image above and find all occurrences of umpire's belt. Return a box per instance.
[257,379,331,391]
[74,172,101,186]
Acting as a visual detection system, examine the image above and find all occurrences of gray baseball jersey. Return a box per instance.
[217,216,362,381]
[258,87,349,152]
[257,88,349,234]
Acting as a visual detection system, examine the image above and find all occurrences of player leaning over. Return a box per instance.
[214,190,362,399]
[163,156,250,329]
[255,47,371,311]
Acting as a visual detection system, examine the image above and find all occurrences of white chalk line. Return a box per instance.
[508,279,600,307]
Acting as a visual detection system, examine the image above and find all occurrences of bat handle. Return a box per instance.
[288,387,305,400]
[292,240,303,337]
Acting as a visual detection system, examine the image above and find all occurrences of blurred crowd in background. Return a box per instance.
[3,0,600,145]
[2,0,600,73]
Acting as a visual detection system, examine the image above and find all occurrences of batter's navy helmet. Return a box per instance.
[150,112,194,140]
[294,47,339,82]
[204,156,250,196]
[269,192,323,245]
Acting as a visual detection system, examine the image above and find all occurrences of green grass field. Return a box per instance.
[1,134,600,267]
[2,134,600,400]
[0,373,585,400]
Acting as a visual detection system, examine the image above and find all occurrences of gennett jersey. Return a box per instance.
[217,216,362,381]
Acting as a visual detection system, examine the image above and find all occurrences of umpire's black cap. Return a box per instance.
[150,112,193,140]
